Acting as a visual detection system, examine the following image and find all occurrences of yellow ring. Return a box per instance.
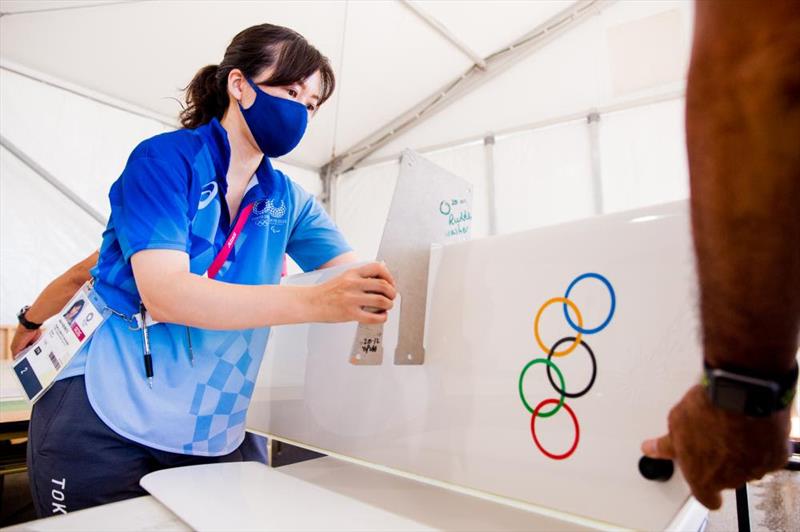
[534,297,583,357]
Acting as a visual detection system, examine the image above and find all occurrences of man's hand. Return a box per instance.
[641,385,791,509]
[11,324,43,359]
[9,250,98,358]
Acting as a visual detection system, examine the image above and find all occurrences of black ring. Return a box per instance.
[546,336,597,399]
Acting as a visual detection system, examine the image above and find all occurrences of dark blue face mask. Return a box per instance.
[239,78,308,158]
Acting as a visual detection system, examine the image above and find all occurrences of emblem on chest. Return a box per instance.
[252,199,288,232]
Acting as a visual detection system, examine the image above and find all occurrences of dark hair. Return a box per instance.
[180,24,335,129]
[64,299,85,319]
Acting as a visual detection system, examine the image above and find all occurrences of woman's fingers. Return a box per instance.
[360,278,397,300]
[360,294,393,311]
[355,308,389,324]
[356,262,396,287]
[317,263,398,324]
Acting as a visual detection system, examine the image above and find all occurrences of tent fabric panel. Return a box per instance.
[1,145,103,323]
[599,98,689,214]
[0,68,169,218]
[363,0,692,165]
[417,0,574,58]
[334,162,400,261]
[493,120,595,235]
[328,0,473,154]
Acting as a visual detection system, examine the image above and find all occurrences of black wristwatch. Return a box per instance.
[702,361,798,417]
[17,305,42,330]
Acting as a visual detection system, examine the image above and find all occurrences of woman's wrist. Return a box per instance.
[282,285,323,325]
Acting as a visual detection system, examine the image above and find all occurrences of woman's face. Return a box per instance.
[239,68,323,118]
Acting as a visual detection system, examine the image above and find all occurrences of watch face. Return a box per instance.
[715,376,776,417]
[715,378,749,412]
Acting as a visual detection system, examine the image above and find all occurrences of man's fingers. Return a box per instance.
[693,486,723,511]
[11,329,41,359]
[641,435,675,459]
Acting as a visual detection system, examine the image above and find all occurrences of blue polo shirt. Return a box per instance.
[58,118,351,455]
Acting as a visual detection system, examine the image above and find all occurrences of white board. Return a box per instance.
[141,459,595,531]
[248,200,702,530]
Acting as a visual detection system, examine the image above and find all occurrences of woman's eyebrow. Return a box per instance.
[295,79,319,99]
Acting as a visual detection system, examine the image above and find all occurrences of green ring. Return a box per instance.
[518,358,566,418]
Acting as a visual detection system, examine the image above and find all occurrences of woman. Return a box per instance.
[62,299,85,324]
[26,23,396,516]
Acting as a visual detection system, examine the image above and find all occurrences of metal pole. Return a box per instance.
[321,0,613,176]
[1,63,175,129]
[484,135,498,235]
[736,485,751,532]
[587,111,604,215]
[319,165,338,220]
[352,88,685,172]
[329,172,339,223]
[399,0,487,70]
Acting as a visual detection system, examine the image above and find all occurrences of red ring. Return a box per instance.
[530,399,580,460]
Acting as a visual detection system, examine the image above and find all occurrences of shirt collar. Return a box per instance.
[198,117,280,198]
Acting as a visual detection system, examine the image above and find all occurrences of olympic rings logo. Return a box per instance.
[518,273,616,460]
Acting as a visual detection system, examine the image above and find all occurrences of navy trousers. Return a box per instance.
[27,376,267,517]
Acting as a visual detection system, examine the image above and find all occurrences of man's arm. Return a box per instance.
[10,250,99,356]
[687,0,800,376]
[643,0,800,509]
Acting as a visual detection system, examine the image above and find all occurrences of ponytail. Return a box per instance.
[180,65,228,129]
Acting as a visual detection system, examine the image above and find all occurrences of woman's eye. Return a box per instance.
[287,89,298,97]
[306,104,316,112]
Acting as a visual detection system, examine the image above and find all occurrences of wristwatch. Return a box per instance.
[17,305,42,330]
[702,361,798,417]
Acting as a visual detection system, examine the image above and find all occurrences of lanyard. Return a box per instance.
[129,201,256,328]
[119,201,259,381]
[138,202,255,374]
[206,202,255,279]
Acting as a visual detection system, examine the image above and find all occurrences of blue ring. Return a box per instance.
[563,273,616,334]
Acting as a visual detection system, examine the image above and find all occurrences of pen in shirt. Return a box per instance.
[186,326,195,367]
[140,304,154,389]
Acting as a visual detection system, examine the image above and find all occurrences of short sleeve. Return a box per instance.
[286,184,352,271]
[114,156,192,261]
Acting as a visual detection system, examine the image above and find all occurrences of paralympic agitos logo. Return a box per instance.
[518,273,616,460]
[252,198,287,230]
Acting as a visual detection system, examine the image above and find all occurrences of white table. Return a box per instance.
[8,455,707,531]
[3,495,188,531]
[141,458,597,531]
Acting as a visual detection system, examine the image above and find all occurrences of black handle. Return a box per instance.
[639,456,674,481]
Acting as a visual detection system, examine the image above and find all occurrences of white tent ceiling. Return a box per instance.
[0,0,693,324]
[0,0,623,171]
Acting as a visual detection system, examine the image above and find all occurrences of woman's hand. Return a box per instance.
[310,262,397,324]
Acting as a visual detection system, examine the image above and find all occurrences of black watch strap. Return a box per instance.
[17,305,42,330]
[702,361,798,417]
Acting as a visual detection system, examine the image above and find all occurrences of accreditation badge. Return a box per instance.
[12,282,110,403]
